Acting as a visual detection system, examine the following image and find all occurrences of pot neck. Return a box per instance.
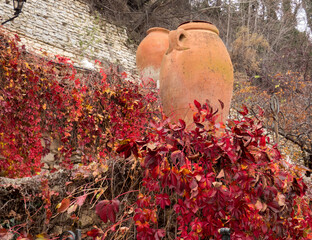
[178,21,219,35]
[147,27,170,35]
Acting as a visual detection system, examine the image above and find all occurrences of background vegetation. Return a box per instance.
[83,0,312,169]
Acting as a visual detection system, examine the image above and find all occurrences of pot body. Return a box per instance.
[160,21,234,125]
[136,27,169,88]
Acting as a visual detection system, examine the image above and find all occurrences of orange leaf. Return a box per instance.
[56,198,70,213]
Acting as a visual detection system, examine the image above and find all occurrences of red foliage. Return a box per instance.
[96,199,120,223]
[116,101,312,239]
[0,29,159,177]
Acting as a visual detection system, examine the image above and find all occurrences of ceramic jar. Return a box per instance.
[159,21,234,125]
[136,27,169,88]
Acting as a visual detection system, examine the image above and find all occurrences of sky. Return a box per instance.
[296,5,312,38]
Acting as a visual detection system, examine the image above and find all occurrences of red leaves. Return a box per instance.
[267,200,281,213]
[154,229,165,240]
[95,199,120,223]
[74,78,80,86]
[292,177,307,196]
[239,104,249,116]
[171,150,185,166]
[194,99,202,110]
[0,29,159,177]
[116,140,138,159]
[136,220,150,232]
[193,112,201,123]
[86,228,100,239]
[133,100,312,240]
[260,136,266,147]
[189,179,199,199]
[174,119,186,131]
[155,194,171,209]
[144,149,161,169]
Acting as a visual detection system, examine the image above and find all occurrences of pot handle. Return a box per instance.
[166,29,189,54]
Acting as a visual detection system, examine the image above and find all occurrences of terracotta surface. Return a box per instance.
[159,21,234,126]
[136,27,169,88]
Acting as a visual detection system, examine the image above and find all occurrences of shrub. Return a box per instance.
[116,102,312,239]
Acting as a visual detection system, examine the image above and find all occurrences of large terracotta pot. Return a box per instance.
[136,27,169,88]
[159,21,234,125]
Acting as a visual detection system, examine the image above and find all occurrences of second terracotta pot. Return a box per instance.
[159,21,234,126]
[136,27,169,88]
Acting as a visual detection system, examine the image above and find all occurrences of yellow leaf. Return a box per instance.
[248,203,255,210]
[241,164,248,170]
[86,105,93,110]
[104,89,115,96]
[180,168,191,175]
[100,164,108,173]
[25,62,31,69]
[36,233,49,240]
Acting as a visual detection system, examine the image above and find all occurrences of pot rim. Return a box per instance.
[178,21,219,35]
[147,27,170,34]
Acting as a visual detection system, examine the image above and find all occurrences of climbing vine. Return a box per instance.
[0,29,159,178]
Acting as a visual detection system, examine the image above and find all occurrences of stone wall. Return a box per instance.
[0,0,137,74]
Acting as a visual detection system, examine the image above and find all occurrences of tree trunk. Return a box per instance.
[226,0,231,48]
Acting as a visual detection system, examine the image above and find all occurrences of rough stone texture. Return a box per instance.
[41,134,62,170]
[0,0,137,75]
